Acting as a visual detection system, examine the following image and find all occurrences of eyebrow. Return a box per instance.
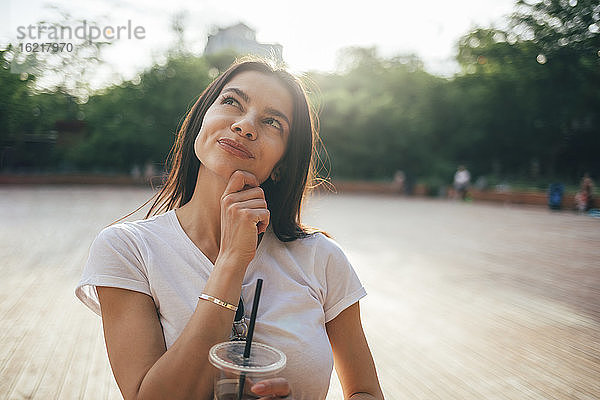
[265,107,291,130]
[222,87,249,103]
[221,87,291,130]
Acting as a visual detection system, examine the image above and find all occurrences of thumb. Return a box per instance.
[222,170,259,197]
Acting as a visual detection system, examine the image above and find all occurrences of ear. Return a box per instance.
[270,166,281,182]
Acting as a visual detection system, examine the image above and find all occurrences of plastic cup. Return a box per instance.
[209,341,286,400]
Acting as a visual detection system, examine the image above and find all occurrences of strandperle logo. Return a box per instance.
[16,20,146,42]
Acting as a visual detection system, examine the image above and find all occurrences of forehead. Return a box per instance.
[222,71,293,120]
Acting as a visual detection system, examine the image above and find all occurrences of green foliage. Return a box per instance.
[69,55,212,172]
[453,0,600,181]
[511,0,599,58]
[1,1,598,186]
[0,48,75,170]
[312,48,448,181]
[0,52,35,144]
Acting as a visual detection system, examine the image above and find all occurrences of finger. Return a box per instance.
[257,219,268,235]
[227,198,268,211]
[223,187,265,204]
[223,170,259,197]
[223,200,269,227]
[227,206,270,230]
[255,209,270,234]
[251,378,290,397]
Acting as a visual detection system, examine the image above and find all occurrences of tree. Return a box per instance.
[8,9,110,103]
[311,47,448,182]
[511,0,600,178]
[67,54,212,172]
[453,0,600,181]
[511,0,600,60]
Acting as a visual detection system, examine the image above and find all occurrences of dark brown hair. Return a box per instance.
[139,58,326,242]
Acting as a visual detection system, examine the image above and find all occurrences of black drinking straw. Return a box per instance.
[237,278,263,400]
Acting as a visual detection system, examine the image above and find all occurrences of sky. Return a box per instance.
[2,0,516,89]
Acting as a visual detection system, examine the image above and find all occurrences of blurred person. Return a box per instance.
[75,59,384,400]
[474,176,488,191]
[453,165,471,201]
[392,170,406,195]
[576,173,595,212]
[144,161,157,184]
[548,183,564,211]
[131,164,142,181]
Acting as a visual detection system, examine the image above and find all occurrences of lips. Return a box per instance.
[217,138,255,159]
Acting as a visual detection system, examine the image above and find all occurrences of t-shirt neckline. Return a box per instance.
[167,209,270,270]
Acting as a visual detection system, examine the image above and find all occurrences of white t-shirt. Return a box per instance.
[75,209,366,400]
[454,170,471,186]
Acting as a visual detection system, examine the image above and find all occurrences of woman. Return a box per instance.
[76,59,383,399]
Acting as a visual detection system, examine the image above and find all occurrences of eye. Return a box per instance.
[221,96,240,107]
[264,117,283,131]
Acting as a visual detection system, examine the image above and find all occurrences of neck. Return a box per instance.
[175,166,227,263]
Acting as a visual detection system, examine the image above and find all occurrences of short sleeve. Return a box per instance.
[75,225,151,316]
[319,235,367,323]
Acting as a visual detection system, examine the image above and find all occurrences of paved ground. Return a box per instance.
[1,186,598,400]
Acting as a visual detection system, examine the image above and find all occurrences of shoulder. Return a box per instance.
[279,230,340,249]
[93,211,173,248]
[277,231,349,262]
[84,213,176,277]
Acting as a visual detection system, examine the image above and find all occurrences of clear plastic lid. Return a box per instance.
[209,341,286,375]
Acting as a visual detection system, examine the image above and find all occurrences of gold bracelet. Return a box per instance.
[199,293,238,312]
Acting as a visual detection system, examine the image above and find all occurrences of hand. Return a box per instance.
[251,377,292,399]
[217,170,270,268]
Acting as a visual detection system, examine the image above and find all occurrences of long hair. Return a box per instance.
[138,58,325,242]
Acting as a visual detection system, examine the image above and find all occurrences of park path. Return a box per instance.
[0,186,598,400]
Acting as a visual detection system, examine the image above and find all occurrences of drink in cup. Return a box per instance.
[209,341,286,400]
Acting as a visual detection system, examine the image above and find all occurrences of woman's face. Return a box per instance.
[194,70,293,184]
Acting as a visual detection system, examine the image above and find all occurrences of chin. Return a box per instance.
[197,151,272,183]
[203,161,267,184]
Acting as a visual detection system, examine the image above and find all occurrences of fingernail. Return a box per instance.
[252,383,266,393]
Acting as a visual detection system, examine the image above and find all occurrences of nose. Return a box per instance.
[231,115,257,140]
